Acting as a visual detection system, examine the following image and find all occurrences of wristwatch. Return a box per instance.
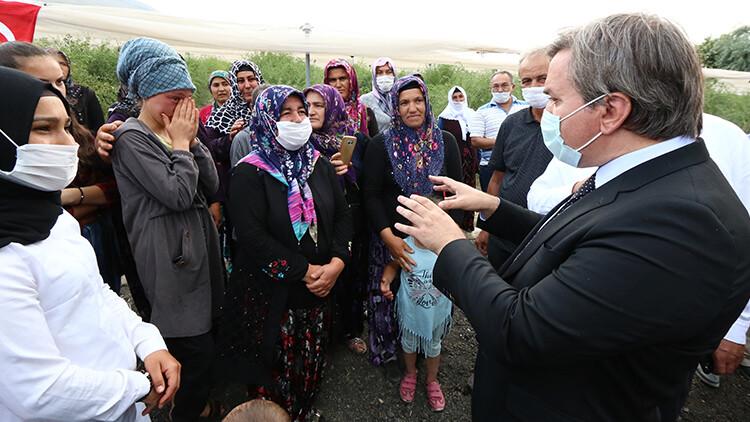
[137,369,153,402]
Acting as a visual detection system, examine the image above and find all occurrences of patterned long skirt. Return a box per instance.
[366,234,400,366]
[251,304,329,422]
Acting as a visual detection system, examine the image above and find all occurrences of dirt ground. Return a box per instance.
[127,286,750,422]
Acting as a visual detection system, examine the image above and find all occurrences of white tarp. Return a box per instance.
[28,1,750,92]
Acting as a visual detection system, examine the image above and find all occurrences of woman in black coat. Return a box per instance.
[223,85,352,421]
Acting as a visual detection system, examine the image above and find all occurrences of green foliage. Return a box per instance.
[704,79,750,132]
[698,26,750,71]
[34,37,750,132]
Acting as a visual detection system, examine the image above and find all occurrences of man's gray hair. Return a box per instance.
[549,13,703,139]
[490,70,514,83]
[518,47,551,67]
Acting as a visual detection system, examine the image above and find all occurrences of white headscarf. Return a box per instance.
[438,86,475,139]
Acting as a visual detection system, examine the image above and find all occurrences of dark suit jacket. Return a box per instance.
[434,141,750,421]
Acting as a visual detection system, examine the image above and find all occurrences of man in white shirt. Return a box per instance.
[469,71,527,192]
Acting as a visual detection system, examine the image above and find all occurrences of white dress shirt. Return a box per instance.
[527,114,750,344]
[0,211,167,421]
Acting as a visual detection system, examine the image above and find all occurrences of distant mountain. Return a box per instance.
[46,0,154,10]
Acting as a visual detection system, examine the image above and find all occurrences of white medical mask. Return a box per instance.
[522,86,550,109]
[492,91,511,104]
[541,93,608,168]
[376,75,395,93]
[449,100,464,112]
[275,118,313,151]
[0,128,79,191]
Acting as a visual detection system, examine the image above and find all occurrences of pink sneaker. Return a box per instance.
[426,381,445,412]
[399,372,417,403]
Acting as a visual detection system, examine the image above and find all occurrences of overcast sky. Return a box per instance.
[144,0,748,53]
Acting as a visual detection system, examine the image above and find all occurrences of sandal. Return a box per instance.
[426,381,446,412]
[399,372,417,403]
[346,337,368,355]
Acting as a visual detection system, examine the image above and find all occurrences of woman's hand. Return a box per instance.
[380,229,415,271]
[142,349,181,411]
[95,120,123,163]
[208,202,221,228]
[430,175,501,218]
[330,152,349,176]
[162,98,198,151]
[306,258,345,298]
[229,118,245,140]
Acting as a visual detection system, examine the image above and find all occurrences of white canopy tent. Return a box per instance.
[28,1,750,92]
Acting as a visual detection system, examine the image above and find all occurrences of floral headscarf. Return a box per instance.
[302,84,352,157]
[206,60,265,134]
[238,85,319,242]
[303,84,358,183]
[324,58,368,136]
[383,76,444,196]
[370,57,397,115]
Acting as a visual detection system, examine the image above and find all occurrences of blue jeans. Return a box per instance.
[479,165,493,192]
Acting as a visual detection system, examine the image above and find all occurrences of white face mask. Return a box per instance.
[376,75,395,93]
[449,100,464,112]
[492,91,511,104]
[0,128,79,191]
[275,118,313,151]
[522,86,550,109]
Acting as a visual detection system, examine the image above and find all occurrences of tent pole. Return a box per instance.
[305,52,311,88]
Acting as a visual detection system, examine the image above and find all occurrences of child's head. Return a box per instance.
[222,399,291,422]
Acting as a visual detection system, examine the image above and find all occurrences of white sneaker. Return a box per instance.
[695,364,720,388]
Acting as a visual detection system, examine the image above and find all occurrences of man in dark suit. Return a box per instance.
[393,13,750,422]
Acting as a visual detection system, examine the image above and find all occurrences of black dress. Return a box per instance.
[219,156,352,419]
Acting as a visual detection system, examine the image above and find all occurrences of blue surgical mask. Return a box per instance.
[541,93,608,167]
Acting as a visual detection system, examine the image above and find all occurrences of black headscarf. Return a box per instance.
[0,67,64,248]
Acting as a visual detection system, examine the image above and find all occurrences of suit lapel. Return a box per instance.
[501,141,710,280]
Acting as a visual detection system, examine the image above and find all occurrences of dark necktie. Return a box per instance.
[508,173,597,266]
[554,172,597,218]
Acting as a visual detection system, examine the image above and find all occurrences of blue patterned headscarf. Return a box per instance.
[116,38,195,99]
[238,86,319,241]
[383,76,444,196]
[206,60,264,134]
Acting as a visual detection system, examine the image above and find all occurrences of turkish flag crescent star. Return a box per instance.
[0,1,42,43]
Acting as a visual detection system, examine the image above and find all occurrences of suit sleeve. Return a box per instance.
[228,163,309,282]
[435,197,741,365]
[478,198,543,245]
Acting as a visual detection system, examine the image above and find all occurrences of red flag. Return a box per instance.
[0,1,41,43]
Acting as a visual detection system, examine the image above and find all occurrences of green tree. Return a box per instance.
[698,26,750,71]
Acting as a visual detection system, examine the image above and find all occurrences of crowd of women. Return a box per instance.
[0,36,484,421]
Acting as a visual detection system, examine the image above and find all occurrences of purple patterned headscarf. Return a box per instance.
[304,84,357,183]
[239,85,319,242]
[303,84,355,155]
[206,60,264,134]
[382,76,444,196]
[370,57,397,115]
[324,58,368,136]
